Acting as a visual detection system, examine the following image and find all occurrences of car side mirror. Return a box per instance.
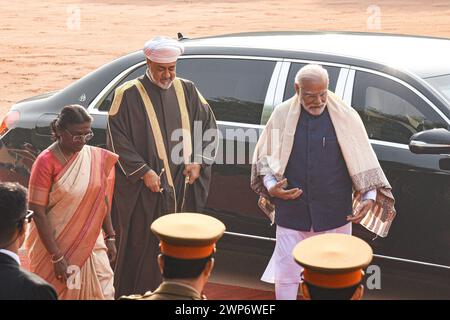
[409,128,450,154]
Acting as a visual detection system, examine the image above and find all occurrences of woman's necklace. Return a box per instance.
[57,142,70,163]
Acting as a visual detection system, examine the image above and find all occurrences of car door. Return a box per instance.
[345,67,450,269]
[88,61,148,149]
[87,56,281,249]
[176,56,280,243]
[238,59,347,250]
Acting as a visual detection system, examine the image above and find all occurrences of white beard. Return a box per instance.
[156,80,173,90]
[146,69,173,90]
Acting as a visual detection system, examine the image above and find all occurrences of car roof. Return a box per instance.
[182,32,450,78]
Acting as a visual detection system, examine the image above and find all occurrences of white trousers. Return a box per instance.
[261,223,352,300]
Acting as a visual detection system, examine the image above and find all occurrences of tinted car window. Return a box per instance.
[176,58,276,124]
[283,63,340,100]
[56,51,144,110]
[352,71,448,144]
[98,64,147,111]
[425,74,450,106]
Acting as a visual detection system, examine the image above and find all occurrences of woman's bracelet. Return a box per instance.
[104,232,116,242]
[50,251,62,260]
[51,255,64,264]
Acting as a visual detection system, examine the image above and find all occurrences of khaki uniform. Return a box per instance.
[120,213,225,301]
[120,281,205,300]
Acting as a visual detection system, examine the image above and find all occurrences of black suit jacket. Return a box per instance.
[0,252,57,300]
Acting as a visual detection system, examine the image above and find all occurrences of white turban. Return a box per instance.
[143,36,185,63]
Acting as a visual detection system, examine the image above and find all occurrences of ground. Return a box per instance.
[1,0,450,117]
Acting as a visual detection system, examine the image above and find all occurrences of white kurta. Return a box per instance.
[261,223,352,284]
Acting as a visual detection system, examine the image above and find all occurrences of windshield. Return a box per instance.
[425,74,450,106]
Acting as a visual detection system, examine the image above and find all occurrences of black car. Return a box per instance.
[1,32,450,298]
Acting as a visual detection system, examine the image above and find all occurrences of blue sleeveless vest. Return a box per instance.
[274,107,353,232]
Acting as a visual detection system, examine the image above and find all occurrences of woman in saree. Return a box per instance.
[25,104,119,300]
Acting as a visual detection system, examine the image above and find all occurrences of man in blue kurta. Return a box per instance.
[251,64,396,300]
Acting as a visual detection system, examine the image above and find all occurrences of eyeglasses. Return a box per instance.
[65,129,94,143]
[301,89,328,100]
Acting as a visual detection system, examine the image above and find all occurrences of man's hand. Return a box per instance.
[183,164,201,185]
[268,178,303,200]
[143,169,161,193]
[347,199,374,224]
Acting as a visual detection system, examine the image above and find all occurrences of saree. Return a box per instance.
[25,145,118,299]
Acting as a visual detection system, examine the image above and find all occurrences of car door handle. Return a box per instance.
[439,158,450,171]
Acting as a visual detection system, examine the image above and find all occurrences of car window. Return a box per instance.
[176,58,276,124]
[425,74,450,106]
[352,71,448,144]
[98,64,147,112]
[283,63,340,100]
